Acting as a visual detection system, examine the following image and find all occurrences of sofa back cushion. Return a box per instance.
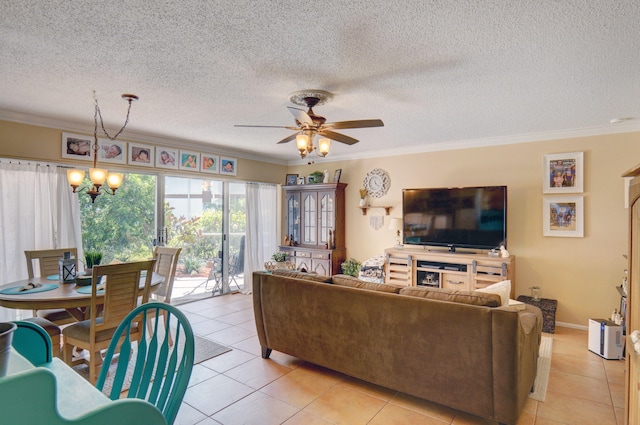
[332,274,401,293]
[399,286,501,307]
[272,269,332,283]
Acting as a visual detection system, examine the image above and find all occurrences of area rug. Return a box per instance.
[72,335,231,391]
[529,335,553,402]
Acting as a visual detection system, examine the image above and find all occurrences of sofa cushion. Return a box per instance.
[476,280,511,306]
[331,274,401,293]
[399,286,501,307]
[271,269,332,283]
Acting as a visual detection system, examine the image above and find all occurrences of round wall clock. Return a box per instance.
[363,168,390,198]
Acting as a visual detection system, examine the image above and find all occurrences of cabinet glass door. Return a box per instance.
[302,192,317,245]
[319,191,335,246]
[286,192,300,245]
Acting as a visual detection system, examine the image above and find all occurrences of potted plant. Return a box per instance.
[84,251,103,274]
[341,258,362,277]
[272,251,287,263]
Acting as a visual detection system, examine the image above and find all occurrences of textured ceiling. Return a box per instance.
[1,1,639,164]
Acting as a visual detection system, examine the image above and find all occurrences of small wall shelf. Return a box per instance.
[358,206,392,216]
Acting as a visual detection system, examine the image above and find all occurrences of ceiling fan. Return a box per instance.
[234,89,384,159]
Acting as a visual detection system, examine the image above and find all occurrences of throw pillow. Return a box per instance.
[476,280,511,306]
[399,286,501,307]
[331,274,401,294]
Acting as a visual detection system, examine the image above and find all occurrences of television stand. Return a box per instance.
[384,247,515,296]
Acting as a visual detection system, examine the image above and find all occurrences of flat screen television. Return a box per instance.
[402,186,507,252]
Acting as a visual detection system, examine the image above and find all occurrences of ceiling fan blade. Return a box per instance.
[318,129,359,145]
[234,124,299,130]
[287,106,314,126]
[276,132,300,144]
[324,119,384,129]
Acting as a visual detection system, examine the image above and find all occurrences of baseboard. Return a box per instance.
[556,321,588,331]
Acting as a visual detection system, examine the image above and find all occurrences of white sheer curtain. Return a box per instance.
[244,182,277,294]
[0,162,83,320]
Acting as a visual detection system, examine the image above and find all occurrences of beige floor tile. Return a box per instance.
[537,390,617,425]
[261,367,340,408]
[550,352,607,380]
[211,391,299,425]
[388,393,456,423]
[216,309,256,325]
[609,381,625,409]
[304,384,387,425]
[533,416,572,425]
[338,376,398,401]
[224,356,293,389]
[604,359,626,385]
[369,403,450,425]
[199,346,256,373]
[282,410,334,425]
[515,410,535,425]
[547,370,612,404]
[230,335,262,356]
[615,406,625,425]
[182,374,254,416]
[552,339,593,360]
[207,325,256,345]
[521,398,537,416]
[451,411,498,424]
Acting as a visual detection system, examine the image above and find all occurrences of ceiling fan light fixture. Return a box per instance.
[296,134,309,158]
[318,138,331,157]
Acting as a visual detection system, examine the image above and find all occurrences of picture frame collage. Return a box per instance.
[542,151,584,237]
[62,133,237,176]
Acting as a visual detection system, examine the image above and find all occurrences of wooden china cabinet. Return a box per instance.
[279,182,347,276]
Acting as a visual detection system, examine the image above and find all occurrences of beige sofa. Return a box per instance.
[253,270,542,425]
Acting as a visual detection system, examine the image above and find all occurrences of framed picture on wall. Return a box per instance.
[201,154,219,174]
[333,169,342,183]
[286,174,298,185]
[220,157,237,176]
[543,195,584,237]
[128,143,154,167]
[543,152,583,193]
[179,150,200,171]
[61,133,94,161]
[155,147,178,169]
[96,138,126,164]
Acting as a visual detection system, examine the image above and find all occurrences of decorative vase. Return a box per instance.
[359,198,366,207]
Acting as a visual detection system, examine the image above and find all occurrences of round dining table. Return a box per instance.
[0,273,164,321]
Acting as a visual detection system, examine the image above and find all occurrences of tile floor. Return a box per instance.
[174,293,626,425]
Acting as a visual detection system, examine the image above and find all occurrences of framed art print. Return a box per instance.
[155,147,178,169]
[543,195,584,237]
[179,150,200,171]
[96,138,126,164]
[286,174,298,185]
[297,176,305,185]
[201,154,219,174]
[128,143,154,167]
[220,157,237,176]
[62,133,94,161]
[333,169,342,183]
[543,152,583,193]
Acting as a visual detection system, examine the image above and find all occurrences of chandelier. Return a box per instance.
[67,92,138,203]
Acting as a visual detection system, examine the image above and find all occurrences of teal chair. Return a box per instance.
[12,320,53,366]
[96,302,194,425]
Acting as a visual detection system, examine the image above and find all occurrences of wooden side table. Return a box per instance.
[517,295,558,333]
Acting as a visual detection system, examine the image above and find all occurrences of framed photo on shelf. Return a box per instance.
[297,176,305,185]
[155,147,178,169]
[286,174,298,185]
[201,154,219,174]
[333,169,342,183]
[179,150,200,171]
[220,157,237,176]
[128,143,154,167]
[543,152,583,193]
[61,133,94,161]
[96,138,126,164]
[543,195,584,237]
